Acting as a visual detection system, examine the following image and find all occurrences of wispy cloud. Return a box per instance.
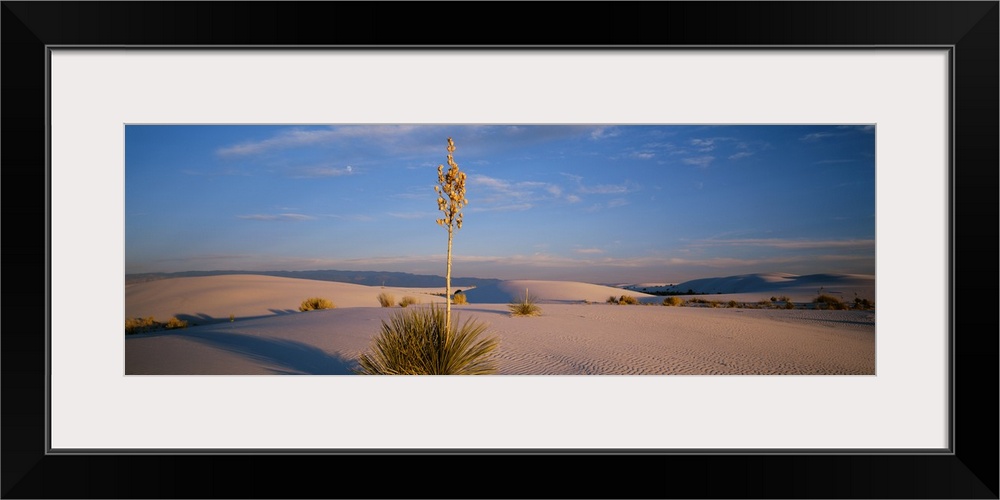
[814,159,856,165]
[590,127,620,140]
[695,238,875,250]
[217,125,421,157]
[237,213,315,221]
[575,248,605,254]
[728,152,753,160]
[386,212,433,220]
[800,132,836,142]
[292,165,355,178]
[683,156,715,168]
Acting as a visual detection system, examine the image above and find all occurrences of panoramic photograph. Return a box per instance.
[125,124,876,375]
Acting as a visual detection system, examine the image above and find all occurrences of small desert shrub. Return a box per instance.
[355,304,499,375]
[784,301,796,309]
[709,300,721,308]
[618,294,639,305]
[377,292,395,308]
[125,316,159,335]
[164,317,188,330]
[452,292,468,305]
[813,294,848,310]
[299,297,335,312]
[727,300,739,308]
[606,295,620,305]
[509,290,542,317]
[399,296,419,308]
[663,296,684,307]
[853,297,875,310]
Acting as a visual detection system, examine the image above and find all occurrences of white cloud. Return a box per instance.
[728,152,753,160]
[236,213,315,221]
[683,156,715,168]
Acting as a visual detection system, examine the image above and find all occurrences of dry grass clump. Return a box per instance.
[355,304,498,375]
[663,296,684,307]
[164,317,188,330]
[509,289,542,317]
[398,296,419,308]
[377,292,395,308]
[813,294,849,310]
[618,295,640,305]
[299,297,335,312]
[452,292,468,305]
[125,316,187,335]
[125,316,159,335]
[852,297,875,310]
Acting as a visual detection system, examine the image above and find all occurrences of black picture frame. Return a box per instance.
[4,2,997,498]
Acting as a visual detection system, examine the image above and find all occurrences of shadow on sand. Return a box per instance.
[182,330,357,375]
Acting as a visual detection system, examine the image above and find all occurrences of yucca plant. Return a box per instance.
[398,296,419,308]
[355,304,499,375]
[434,137,468,332]
[508,289,542,317]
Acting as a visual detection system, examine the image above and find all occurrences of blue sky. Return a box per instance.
[125,124,875,284]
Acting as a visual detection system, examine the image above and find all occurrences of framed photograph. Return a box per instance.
[5,2,996,498]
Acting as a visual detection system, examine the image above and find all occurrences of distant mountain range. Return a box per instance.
[124,269,503,288]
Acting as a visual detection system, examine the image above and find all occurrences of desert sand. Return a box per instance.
[125,274,875,375]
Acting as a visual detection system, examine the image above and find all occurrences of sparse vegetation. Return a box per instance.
[452,292,468,305]
[299,297,335,312]
[618,294,639,305]
[164,317,188,330]
[727,300,739,308]
[125,316,159,335]
[509,289,542,317]
[125,316,187,335]
[355,304,499,375]
[813,294,848,310]
[663,296,684,306]
[606,295,620,305]
[399,296,419,308]
[377,292,395,308]
[853,297,875,310]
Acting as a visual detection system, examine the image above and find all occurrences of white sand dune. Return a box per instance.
[628,273,876,303]
[125,274,875,376]
[125,274,449,323]
[463,279,657,304]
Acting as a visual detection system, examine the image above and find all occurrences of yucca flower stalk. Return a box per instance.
[434,137,468,333]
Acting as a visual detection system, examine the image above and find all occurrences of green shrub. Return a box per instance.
[377,292,395,308]
[399,296,419,308]
[509,290,542,317]
[663,297,684,306]
[299,297,335,312]
[164,317,188,330]
[452,292,468,305]
[355,304,499,375]
[618,294,639,305]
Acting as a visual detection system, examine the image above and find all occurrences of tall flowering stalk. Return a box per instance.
[434,137,468,333]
